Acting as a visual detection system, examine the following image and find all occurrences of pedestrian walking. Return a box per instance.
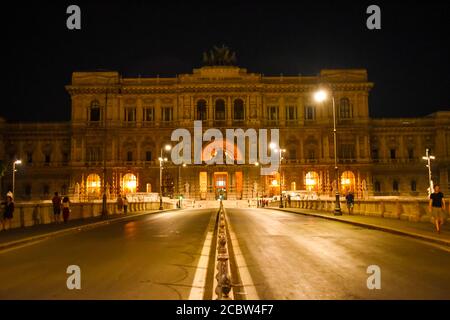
[345,190,355,215]
[123,195,128,214]
[62,196,70,223]
[287,194,291,207]
[429,184,446,233]
[2,195,15,231]
[52,192,62,224]
[117,194,123,214]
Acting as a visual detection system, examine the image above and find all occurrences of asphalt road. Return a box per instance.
[2,206,450,300]
[227,208,450,300]
[0,208,215,299]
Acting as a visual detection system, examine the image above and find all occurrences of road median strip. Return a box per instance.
[267,207,450,247]
[0,208,177,251]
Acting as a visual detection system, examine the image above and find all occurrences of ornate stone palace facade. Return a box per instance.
[0,64,449,201]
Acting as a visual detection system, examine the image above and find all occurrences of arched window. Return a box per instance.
[86,174,101,196]
[233,99,245,120]
[123,173,137,194]
[339,98,352,119]
[215,99,225,120]
[90,100,101,122]
[196,100,207,121]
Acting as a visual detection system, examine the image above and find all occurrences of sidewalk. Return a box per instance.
[268,207,450,247]
[0,210,168,250]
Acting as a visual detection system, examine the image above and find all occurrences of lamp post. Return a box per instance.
[314,88,342,215]
[269,143,285,208]
[254,161,259,207]
[422,148,435,197]
[159,144,172,210]
[12,159,22,198]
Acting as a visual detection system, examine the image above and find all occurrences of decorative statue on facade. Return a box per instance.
[203,45,237,66]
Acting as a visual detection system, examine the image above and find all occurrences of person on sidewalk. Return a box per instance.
[62,196,71,223]
[345,190,355,215]
[117,194,123,214]
[2,195,15,231]
[52,192,62,224]
[429,184,446,233]
[123,195,128,214]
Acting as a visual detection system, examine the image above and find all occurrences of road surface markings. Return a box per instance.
[188,210,217,300]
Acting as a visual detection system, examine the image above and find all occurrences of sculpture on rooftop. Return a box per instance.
[202,45,237,66]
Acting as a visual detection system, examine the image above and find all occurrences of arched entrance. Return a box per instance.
[122,173,137,194]
[305,171,319,192]
[341,170,356,193]
[86,173,101,198]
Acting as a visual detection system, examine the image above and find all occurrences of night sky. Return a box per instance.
[2,0,449,122]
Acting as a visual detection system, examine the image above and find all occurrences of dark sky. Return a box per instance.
[2,0,449,122]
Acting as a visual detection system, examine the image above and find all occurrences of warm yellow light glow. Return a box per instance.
[271,179,278,186]
[314,90,327,102]
[305,171,319,191]
[269,142,277,150]
[14,160,22,165]
[165,144,172,151]
[123,173,137,194]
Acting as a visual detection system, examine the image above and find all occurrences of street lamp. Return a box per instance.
[314,88,342,215]
[12,159,22,198]
[422,148,435,197]
[178,163,187,196]
[270,143,285,208]
[254,162,259,207]
[159,144,172,210]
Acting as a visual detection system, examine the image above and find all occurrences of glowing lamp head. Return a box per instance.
[14,160,22,165]
[269,142,277,150]
[314,90,327,103]
[164,145,172,151]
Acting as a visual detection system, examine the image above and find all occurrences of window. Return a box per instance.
[305,106,315,120]
[286,106,297,120]
[390,149,396,159]
[125,108,136,122]
[340,144,356,159]
[374,181,381,192]
[371,149,379,160]
[308,149,315,160]
[145,151,152,161]
[233,99,245,120]
[86,147,102,162]
[393,180,399,192]
[215,99,225,120]
[45,154,51,164]
[27,152,33,164]
[339,98,352,118]
[267,106,279,121]
[90,100,101,122]
[62,152,69,164]
[144,107,155,122]
[408,148,414,159]
[162,107,173,121]
[25,185,32,197]
[411,180,417,192]
[197,100,208,121]
[43,185,50,195]
[127,151,133,162]
[288,149,297,160]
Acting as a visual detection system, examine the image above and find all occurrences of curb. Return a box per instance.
[267,207,450,247]
[0,208,178,251]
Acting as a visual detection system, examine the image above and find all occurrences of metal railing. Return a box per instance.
[213,200,233,300]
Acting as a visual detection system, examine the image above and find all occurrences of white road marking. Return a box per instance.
[188,210,217,300]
